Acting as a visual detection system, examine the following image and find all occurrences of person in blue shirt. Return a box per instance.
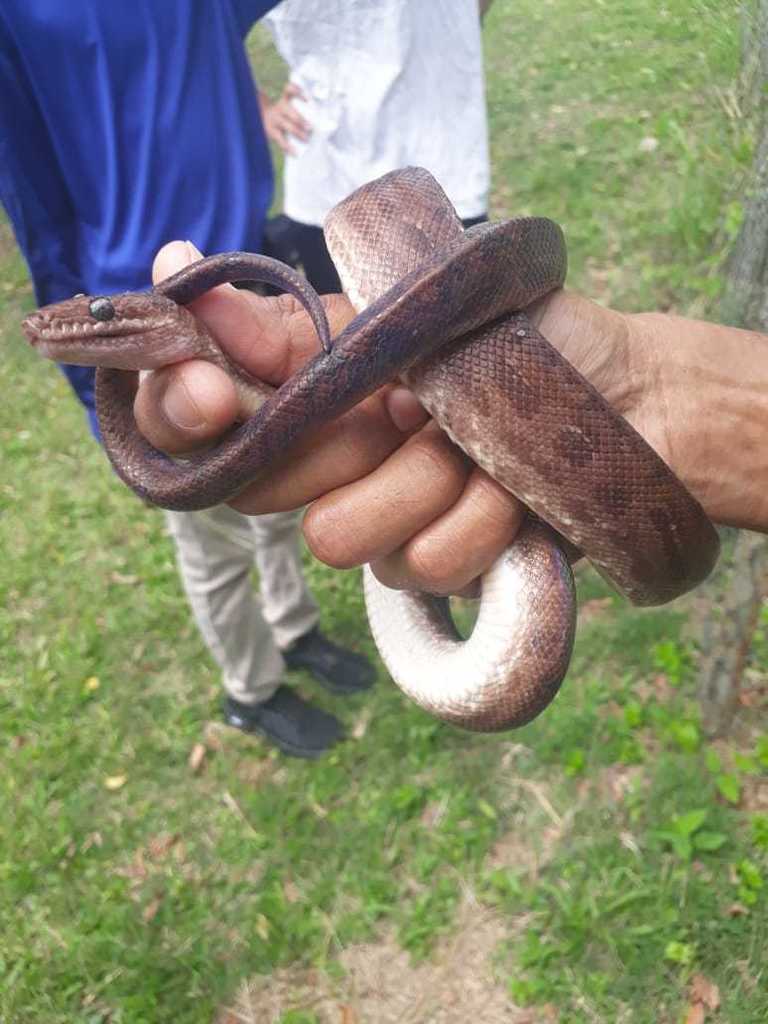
[1,0,374,759]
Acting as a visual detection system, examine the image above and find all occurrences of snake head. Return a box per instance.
[22,290,197,370]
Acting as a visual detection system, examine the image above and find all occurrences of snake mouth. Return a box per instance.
[22,308,185,373]
[23,311,151,360]
[23,304,157,335]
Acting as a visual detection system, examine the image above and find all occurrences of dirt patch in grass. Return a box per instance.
[218,781,569,1024]
[217,896,552,1024]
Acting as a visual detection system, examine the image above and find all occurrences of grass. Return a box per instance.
[2,0,767,1021]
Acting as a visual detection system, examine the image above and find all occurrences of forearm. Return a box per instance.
[630,313,768,532]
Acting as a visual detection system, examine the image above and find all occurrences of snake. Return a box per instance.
[22,167,720,732]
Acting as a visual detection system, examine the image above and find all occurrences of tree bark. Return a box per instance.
[696,0,768,736]
[739,0,768,120]
[697,530,768,735]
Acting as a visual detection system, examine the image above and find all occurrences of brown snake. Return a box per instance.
[23,167,720,731]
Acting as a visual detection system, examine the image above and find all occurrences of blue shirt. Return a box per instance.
[0,0,277,435]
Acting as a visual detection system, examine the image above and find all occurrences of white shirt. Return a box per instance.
[263,0,490,225]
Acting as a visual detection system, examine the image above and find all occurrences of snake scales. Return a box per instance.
[23,167,720,731]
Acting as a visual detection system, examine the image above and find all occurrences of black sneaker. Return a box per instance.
[223,686,343,759]
[283,627,376,696]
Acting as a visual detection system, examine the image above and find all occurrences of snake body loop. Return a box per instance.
[23,167,720,731]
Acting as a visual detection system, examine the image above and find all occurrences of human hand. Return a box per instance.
[259,82,311,155]
[136,242,768,595]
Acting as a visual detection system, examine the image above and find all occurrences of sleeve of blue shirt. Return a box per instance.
[0,0,279,439]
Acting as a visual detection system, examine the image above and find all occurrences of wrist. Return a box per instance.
[628,312,768,531]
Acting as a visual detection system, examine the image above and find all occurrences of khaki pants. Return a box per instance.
[165,505,319,705]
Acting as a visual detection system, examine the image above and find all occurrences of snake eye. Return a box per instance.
[89,297,116,322]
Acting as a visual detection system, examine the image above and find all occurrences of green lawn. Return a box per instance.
[2,1,767,1021]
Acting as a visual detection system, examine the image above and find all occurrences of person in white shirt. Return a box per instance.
[261,0,494,292]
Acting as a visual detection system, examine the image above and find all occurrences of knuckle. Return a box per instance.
[303,502,361,570]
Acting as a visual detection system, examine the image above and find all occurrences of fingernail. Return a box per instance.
[185,240,204,260]
[161,377,205,430]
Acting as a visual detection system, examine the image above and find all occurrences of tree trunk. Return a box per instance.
[697,530,768,735]
[739,0,768,122]
[695,0,768,736]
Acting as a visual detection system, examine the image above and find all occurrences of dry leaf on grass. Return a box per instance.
[148,833,179,859]
[104,774,127,790]
[685,973,720,1024]
[310,800,328,819]
[110,571,139,585]
[82,832,102,852]
[684,1006,705,1024]
[115,850,148,883]
[283,879,301,904]
[188,742,206,774]
[203,720,227,751]
[351,709,371,740]
[619,830,640,856]
[690,974,720,1011]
